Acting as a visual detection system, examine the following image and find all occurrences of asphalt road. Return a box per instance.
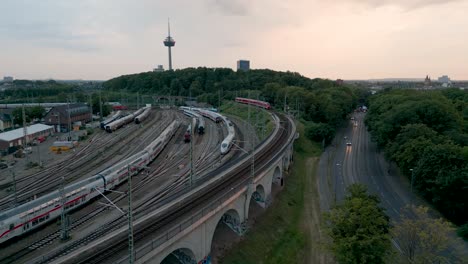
[317,112,468,260]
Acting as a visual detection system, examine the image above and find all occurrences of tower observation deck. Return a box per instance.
[163,20,176,70]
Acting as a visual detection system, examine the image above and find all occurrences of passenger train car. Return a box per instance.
[105,107,146,133]
[180,106,234,154]
[235,97,271,110]
[134,107,151,124]
[220,117,235,155]
[197,109,222,123]
[100,111,122,129]
[181,108,205,135]
[0,121,180,244]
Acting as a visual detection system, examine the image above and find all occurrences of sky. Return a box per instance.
[1,0,467,80]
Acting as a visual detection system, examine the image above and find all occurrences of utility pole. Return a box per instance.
[89,94,93,123]
[283,93,287,113]
[137,92,139,109]
[127,165,134,264]
[10,169,17,207]
[189,121,194,188]
[218,89,221,111]
[36,143,42,167]
[67,101,72,141]
[60,175,69,240]
[99,90,103,121]
[22,104,29,163]
[247,92,255,184]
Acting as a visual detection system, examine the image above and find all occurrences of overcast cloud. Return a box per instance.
[0,0,467,80]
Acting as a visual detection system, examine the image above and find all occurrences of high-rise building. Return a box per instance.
[153,65,164,72]
[163,19,176,71]
[237,60,250,71]
[438,75,450,83]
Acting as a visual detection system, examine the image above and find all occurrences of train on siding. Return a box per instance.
[0,121,180,244]
[179,106,235,155]
[235,97,271,110]
[100,111,122,130]
[105,107,147,133]
[181,108,205,135]
[134,107,151,124]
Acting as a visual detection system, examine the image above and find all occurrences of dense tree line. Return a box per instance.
[0,80,75,102]
[103,68,368,143]
[365,89,468,225]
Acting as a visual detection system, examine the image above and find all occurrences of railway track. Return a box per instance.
[40,113,291,263]
[0,110,171,210]
[0,113,230,263]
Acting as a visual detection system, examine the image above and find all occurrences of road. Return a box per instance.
[317,112,467,260]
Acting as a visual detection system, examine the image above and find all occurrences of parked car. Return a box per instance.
[0,163,8,170]
[24,147,32,154]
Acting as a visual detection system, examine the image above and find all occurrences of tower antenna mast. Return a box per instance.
[163,18,176,70]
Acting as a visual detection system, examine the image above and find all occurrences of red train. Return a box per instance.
[235,97,271,110]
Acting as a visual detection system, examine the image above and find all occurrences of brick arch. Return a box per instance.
[160,247,197,264]
[207,208,242,252]
[271,165,283,187]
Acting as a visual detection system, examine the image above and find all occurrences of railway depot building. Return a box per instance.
[0,124,54,155]
[44,103,91,132]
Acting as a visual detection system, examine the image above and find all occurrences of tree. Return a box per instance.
[323,184,392,263]
[392,206,454,263]
[29,106,45,120]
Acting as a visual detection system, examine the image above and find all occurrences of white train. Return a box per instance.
[135,107,151,124]
[220,117,236,155]
[179,106,235,155]
[100,111,122,130]
[105,107,146,133]
[181,109,205,135]
[0,121,180,244]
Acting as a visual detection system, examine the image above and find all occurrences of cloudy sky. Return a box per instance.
[1,0,467,80]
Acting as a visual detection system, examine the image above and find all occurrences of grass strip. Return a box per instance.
[222,122,321,264]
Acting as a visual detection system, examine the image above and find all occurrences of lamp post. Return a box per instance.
[60,175,69,241]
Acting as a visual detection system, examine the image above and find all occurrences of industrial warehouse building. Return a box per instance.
[44,103,91,132]
[0,124,54,155]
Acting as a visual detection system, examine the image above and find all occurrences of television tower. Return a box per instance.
[163,19,176,70]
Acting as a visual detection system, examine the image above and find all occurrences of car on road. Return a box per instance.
[346,142,352,146]
[0,163,8,170]
[350,117,355,120]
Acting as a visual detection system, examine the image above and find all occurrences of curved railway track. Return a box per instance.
[0,110,174,210]
[0,112,232,264]
[38,113,292,264]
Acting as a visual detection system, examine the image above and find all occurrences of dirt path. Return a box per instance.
[301,157,334,264]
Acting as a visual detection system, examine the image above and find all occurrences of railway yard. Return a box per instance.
[0,105,268,264]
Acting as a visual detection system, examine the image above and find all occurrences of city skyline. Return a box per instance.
[1,0,467,80]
